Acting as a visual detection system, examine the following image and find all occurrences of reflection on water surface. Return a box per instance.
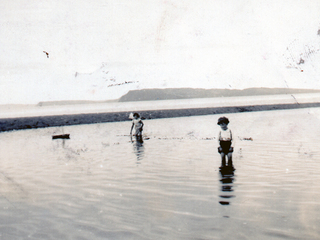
[0,108,319,239]
[219,166,236,206]
[132,136,144,163]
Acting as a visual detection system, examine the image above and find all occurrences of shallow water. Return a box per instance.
[0,108,320,239]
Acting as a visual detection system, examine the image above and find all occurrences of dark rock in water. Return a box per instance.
[52,134,70,139]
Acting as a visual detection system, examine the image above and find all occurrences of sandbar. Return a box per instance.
[0,93,320,132]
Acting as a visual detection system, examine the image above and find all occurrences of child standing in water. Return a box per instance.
[217,116,233,167]
[130,113,144,139]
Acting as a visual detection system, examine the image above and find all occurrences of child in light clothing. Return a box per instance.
[130,113,144,138]
[217,116,233,167]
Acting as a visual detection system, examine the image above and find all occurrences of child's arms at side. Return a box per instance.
[130,122,134,135]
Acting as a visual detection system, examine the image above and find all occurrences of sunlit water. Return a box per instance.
[0,108,320,239]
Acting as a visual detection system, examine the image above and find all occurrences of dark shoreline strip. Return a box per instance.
[0,102,319,132]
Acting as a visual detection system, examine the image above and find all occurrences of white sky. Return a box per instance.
[1,0,320,104]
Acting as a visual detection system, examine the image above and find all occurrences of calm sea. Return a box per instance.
[0,107,319,239]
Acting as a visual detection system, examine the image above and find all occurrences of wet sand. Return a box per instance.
[1,93,320,132]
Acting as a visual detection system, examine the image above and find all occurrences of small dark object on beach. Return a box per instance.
[243,137,253,141]
[52,134,70,140]
[239,137,253,141]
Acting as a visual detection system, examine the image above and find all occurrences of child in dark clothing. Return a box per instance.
[217,116,233,167]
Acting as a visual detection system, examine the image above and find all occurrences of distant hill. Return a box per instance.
[119,88,320,102]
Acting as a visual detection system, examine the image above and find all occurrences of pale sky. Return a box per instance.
[1,0,320,104]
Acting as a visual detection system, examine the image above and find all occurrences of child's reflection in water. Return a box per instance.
[132,136,144,163]
[219,165,236,206]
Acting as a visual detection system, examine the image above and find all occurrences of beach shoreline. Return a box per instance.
[0,96,320,132]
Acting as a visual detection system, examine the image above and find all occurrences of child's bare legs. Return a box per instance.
[135,128,143,141]
[220,153,226,167]
[220,152,232,167]
[227,152,233,167]
[136,129,142,137]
